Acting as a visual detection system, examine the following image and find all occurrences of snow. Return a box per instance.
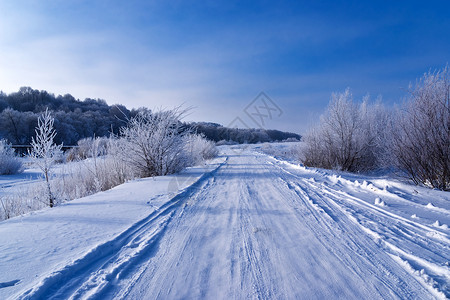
[1,145,449,299]
[0,157,225,299]
[0,159,85,197]
[374,197,386,206]
[0,167,41,196]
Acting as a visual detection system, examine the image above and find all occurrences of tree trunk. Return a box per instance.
[45,170,54,208]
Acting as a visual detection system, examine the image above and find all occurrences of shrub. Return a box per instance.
[390,67,449,190]
[184,134,218,164]
[0,139,23,175]
[302,89,386,172]
[119,107,192,177]
[66,137,108,161]
[56,137,135,200]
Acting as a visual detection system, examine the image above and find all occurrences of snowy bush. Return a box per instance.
[55,157,124,200]
[120,108,190,177]
[302,89,387,172]
[66,137,108,161]
[103,136,135,186]
[184,134,218,164]
[118,107,218,177]
[0,139,23,175]
[55,137,135,200]
[390,67,450,190]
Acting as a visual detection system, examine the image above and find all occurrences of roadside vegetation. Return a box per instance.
[302,66,449,191]
[1,65,448,221]
[0,139,23,175]
[0,107,217,220]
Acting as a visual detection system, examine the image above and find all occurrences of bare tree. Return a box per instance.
[390,66,449,190]
[30,109,62,207]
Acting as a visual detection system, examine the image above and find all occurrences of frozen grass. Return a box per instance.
[0,135,218,221]
[0,155,134,221]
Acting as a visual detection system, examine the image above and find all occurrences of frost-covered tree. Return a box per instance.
[30,109,62,207]
[302,89,385,172]
[120,107,192,177]
[390,67,450,190]
[0,139,23,175]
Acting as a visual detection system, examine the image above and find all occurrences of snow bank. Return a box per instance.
[0,157,225,299]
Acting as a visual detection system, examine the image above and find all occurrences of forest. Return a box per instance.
[0,87,300,145]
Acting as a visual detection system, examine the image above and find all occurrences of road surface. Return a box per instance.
[16,149,448,299]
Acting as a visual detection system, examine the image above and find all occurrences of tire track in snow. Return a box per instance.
[251,154,428,299]
[116,159,239,299]
[15,159,227,300]
[270,177,417,299]
[269,155,449,299]
[238,181,277,299]
[127,150,431,299]
[23,149,440,299]
[303,182,450,298]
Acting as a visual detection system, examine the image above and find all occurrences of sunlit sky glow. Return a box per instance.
[1,1,449,133]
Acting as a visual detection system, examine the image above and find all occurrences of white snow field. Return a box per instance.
[0,146,449,299]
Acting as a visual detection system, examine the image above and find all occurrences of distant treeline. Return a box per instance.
[0,87,135,145]
[188,122,301,144]
[0,87,300,145]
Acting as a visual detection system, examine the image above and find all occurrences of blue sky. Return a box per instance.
[0,1,449,133]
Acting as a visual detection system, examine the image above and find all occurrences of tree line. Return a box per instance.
[0,87,300,145]
[188,122,300,144]
[0,87,134,145]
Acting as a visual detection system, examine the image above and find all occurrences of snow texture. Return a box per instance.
[0,145,449,299]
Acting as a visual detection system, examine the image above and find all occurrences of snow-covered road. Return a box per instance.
[1,147,449,299]
[120,151,446,299]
